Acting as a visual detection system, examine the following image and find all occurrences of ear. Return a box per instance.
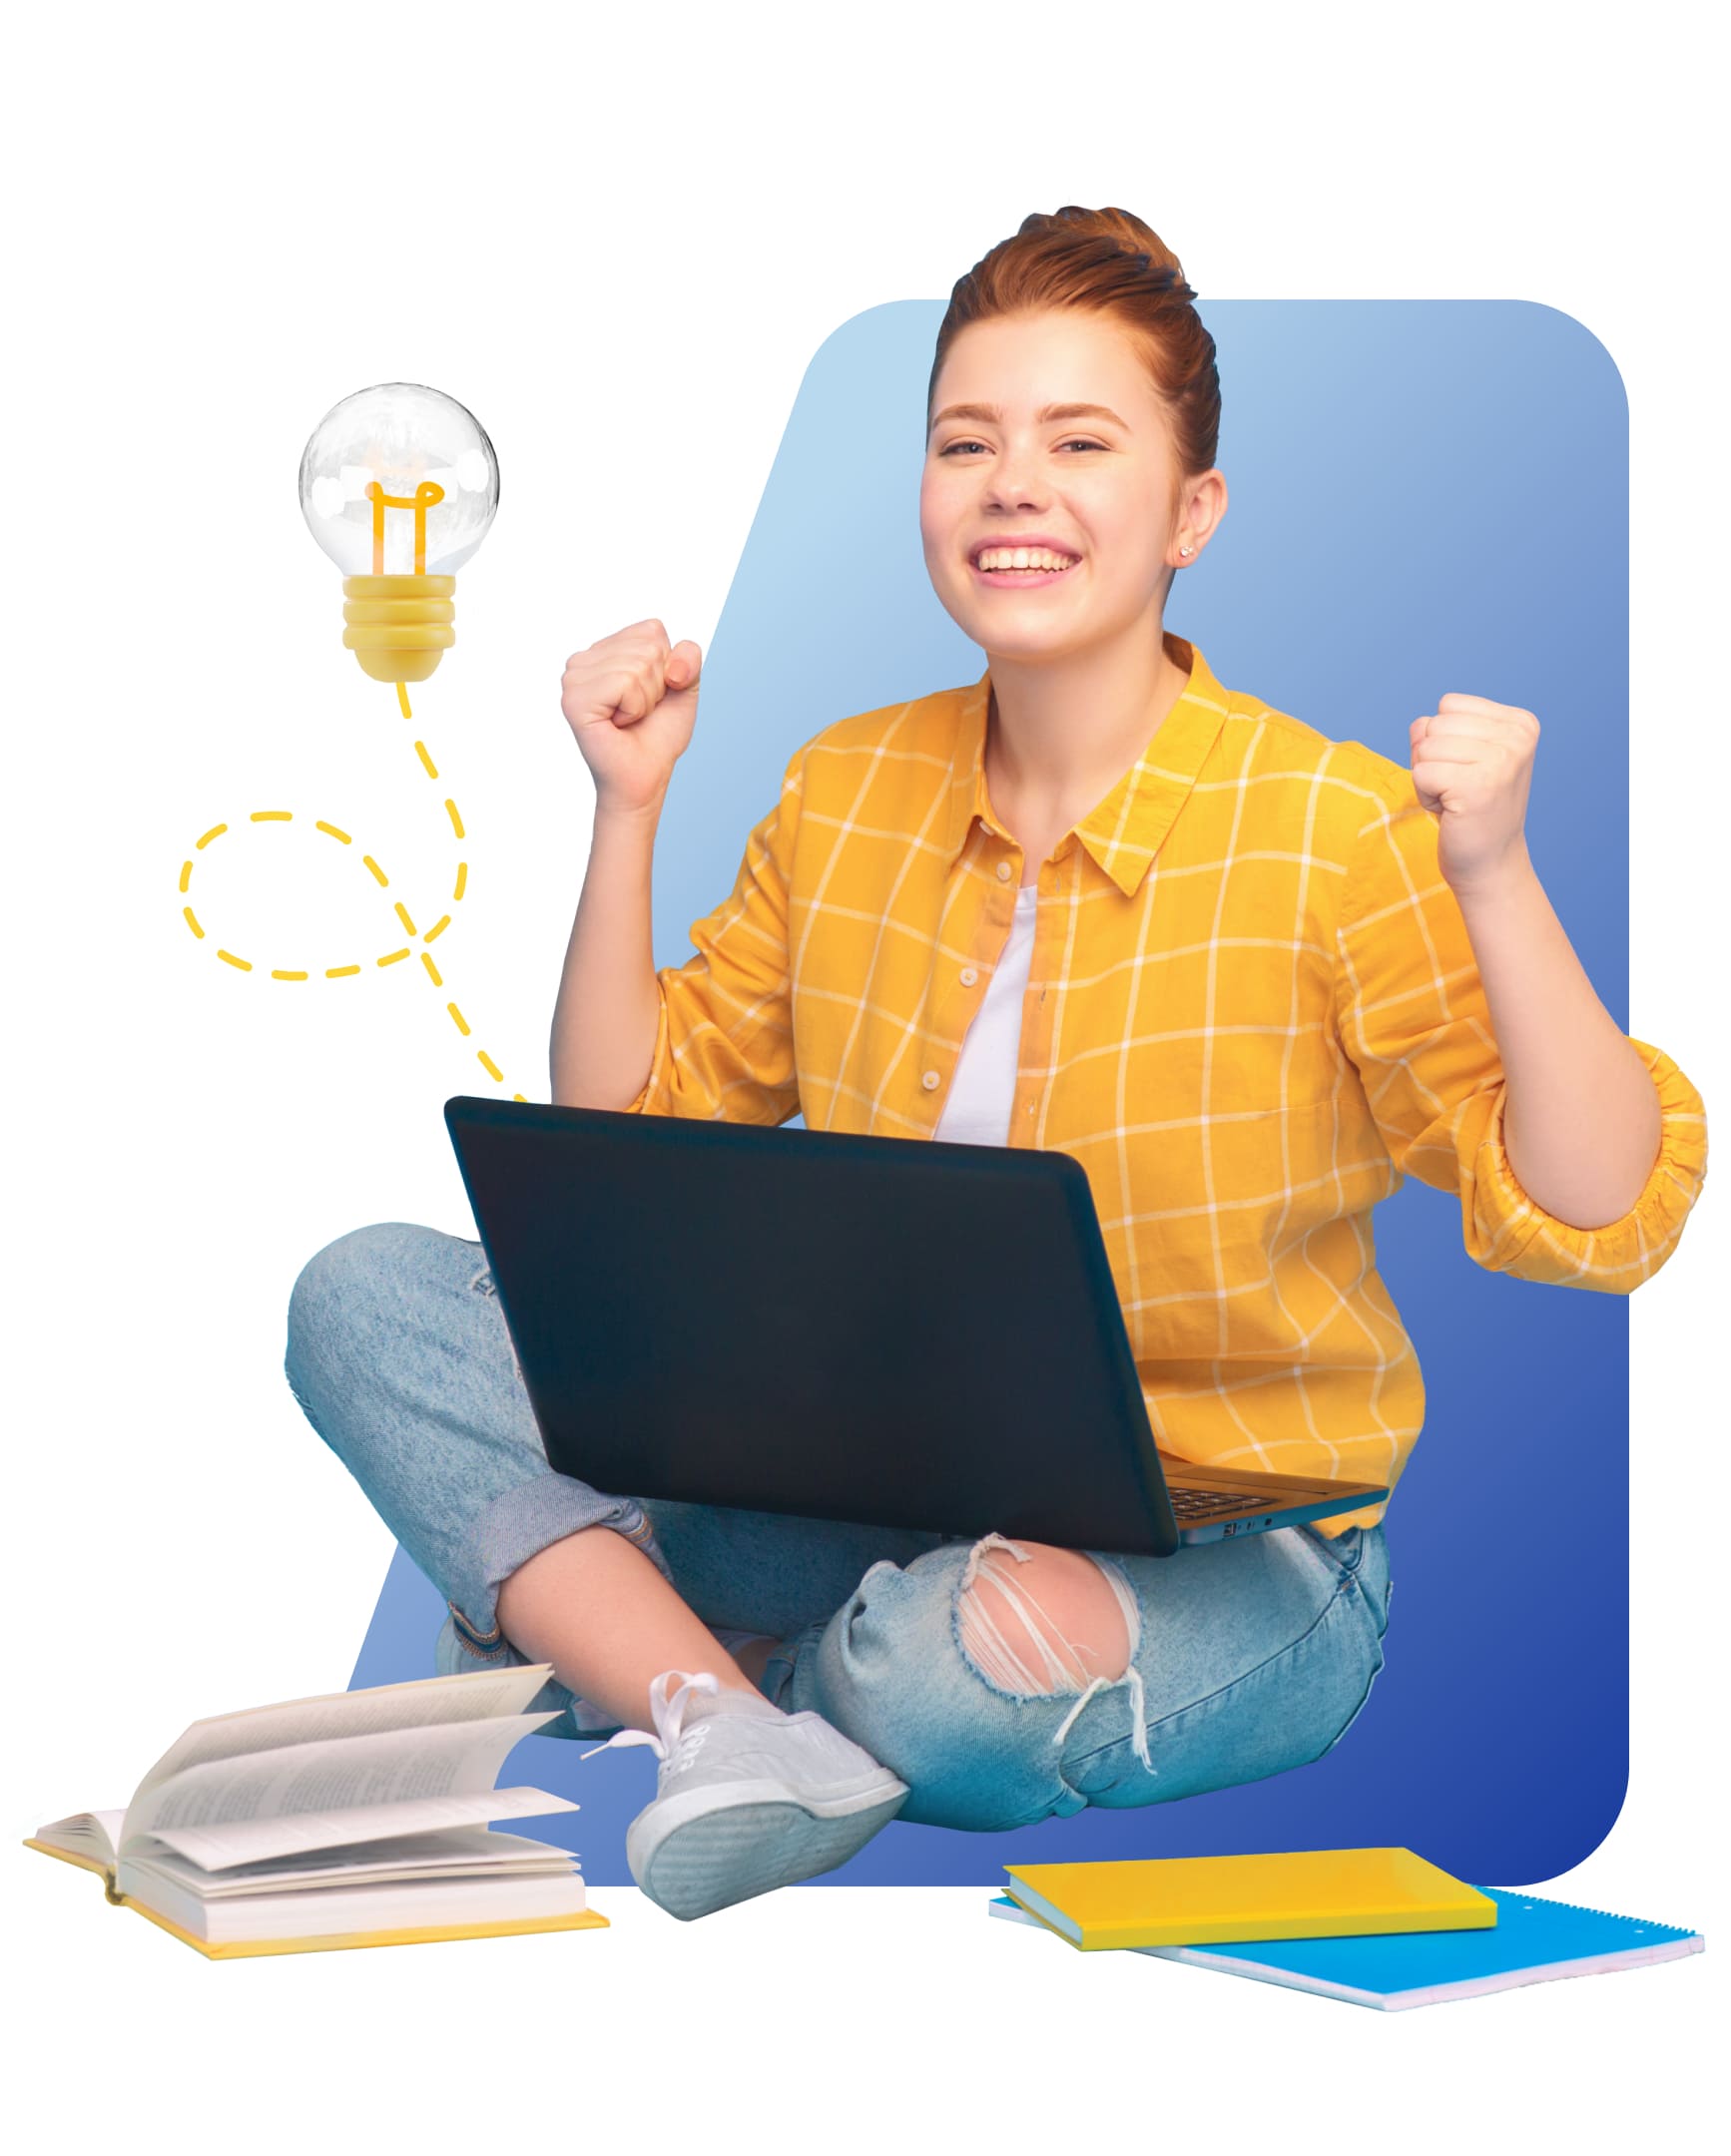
[1175,466,1229,556]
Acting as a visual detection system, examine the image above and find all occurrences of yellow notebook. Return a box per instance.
[26,1663,610,1959]
[1002,1848,1497,1951]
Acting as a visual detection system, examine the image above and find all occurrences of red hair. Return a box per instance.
[927,206,1221,514]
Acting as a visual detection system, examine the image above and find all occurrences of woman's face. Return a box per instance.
[920,308,1190,664]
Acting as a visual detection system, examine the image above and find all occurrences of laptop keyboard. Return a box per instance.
[1168,1486,1266,1520]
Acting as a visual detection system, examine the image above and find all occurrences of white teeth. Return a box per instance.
[975,547,1077,572]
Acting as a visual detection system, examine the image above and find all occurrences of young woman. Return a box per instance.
[285,207,1707,1922]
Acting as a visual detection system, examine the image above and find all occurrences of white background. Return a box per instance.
[4,3,1722,2147]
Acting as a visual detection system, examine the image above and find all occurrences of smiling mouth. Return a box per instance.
[969,555,1081,585]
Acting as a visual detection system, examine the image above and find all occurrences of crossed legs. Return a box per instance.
[492,1516,1135,1735]
[288,1219,1388,1841]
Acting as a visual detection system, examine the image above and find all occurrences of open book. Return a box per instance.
[25,1664,607,1957]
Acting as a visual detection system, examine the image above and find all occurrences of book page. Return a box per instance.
[148,1787,577,1871]
[141,1867,587,1945]
[121,1711,559,1856]
[30,1810,128,1865]
[127,1665,555,1816]
[132,1826,577,1897]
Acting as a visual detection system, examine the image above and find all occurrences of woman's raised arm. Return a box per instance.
[1332,783,1707,1293]
[551,621,703,1109]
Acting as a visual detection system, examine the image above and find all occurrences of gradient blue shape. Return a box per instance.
[348,299,1634,1886]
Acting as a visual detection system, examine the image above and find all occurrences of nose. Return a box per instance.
[985,462,1046,512]
[977,434,1047,511]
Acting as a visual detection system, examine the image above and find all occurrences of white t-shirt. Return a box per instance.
[932,882,1038,1147]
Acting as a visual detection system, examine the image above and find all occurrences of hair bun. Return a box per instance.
[1037,204,1188,285]
[930,205,1221,489]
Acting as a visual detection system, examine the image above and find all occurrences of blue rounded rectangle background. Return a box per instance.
[350,297,1634,1886]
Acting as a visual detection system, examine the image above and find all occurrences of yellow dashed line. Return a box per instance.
[182,692,525,1093]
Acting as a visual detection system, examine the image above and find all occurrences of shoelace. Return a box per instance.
[579,1669,721,1764]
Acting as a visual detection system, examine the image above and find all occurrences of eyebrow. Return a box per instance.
[928,400,1130,433]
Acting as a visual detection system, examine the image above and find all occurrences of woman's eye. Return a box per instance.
[938,438,1104,457]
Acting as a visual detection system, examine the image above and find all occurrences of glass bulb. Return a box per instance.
[298,382,499,684]
[299,381,499,576]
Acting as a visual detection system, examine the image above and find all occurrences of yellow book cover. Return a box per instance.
[1002,1848,1497,1951]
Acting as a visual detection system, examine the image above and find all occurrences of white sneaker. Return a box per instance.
[585,1672,908,1920]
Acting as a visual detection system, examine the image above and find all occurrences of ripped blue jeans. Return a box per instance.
[284,1221,1392,1834]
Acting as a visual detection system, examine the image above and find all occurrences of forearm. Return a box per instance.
[550,802,664,1109]
[1453,843,1662,1229]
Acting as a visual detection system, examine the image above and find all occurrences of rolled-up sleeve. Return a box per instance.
[621,749,804,1126]
[1332,789,1708,1294]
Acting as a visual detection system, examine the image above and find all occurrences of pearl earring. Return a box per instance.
[1178,546,1192,558]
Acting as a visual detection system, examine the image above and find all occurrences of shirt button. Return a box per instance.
[960,967,978,986]
[996,861,1013,882]
[921,1070,940,1090]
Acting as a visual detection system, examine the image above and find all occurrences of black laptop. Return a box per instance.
[444,1097,1389,1559]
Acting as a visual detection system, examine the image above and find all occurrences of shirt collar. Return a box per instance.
[942,633,1233,898]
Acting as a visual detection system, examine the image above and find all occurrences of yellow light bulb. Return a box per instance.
[298,382,499,683]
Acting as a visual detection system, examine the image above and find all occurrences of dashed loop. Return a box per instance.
[177,685,526,1099]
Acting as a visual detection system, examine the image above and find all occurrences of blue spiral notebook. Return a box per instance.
[988,1888,1703,2010]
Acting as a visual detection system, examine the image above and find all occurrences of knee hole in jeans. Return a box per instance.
[954,1533,1136,1697]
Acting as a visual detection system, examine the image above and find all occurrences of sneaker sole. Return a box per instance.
[631,1779,908,1921]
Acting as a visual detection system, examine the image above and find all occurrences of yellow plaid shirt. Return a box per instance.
[626,636,1709,1531]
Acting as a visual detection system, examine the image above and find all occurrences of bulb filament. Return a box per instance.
[367,479,445,575]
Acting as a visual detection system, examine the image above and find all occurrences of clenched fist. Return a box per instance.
[1410,693,1539,897]
[562,619,705,817]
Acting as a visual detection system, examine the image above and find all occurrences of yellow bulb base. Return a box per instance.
[342,574,457,683]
